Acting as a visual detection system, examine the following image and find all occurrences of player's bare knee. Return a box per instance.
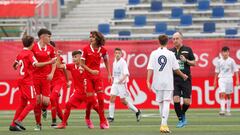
[183,98,191,105]
[120,98,127,105]
[110,96,116,103]
[173,96,180,103]
[226,94,231,99]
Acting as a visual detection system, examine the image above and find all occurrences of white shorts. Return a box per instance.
[110,83,129,98]
[155,90,173,102]
[218,78,233,94]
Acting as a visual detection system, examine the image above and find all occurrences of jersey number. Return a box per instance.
[158,55,167,71]
[19,60,25,76]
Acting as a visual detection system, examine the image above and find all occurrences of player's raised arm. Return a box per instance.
[80,59,99,75]
[34,57,57,68]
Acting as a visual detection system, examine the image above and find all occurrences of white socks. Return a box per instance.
[109,102,115,118]
[127,101,138,113]
[226,99,231,113]
[161,101,170,126]
[220,99,226,112]
[159,102,163,117]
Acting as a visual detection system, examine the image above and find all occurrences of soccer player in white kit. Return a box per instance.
[213,46,239,116]
[147,35,188,133]
[107,48,141,122]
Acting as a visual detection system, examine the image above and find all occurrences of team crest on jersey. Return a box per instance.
[47,51,50,55]
[79,67,84,74]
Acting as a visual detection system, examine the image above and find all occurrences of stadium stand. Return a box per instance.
[0,0,240,40]
[106,0,240,39]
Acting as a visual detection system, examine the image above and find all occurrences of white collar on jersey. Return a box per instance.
[23,47,29,50]
[38,42,47,51]
[90,44,101,53]
[115,57,123,63]
[74,64,82,70]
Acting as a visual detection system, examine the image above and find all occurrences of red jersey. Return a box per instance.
[65,63,85,94]
[52,56,65,84]
[15,48,38,85]
[81,44,108,78]
[32,42,56,79]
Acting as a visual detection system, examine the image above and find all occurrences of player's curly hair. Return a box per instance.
[90,31,105,47]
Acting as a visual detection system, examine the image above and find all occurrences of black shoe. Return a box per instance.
[14,120,26,130]
[107,117,114,122]
[9,125,22,131]
[136,110,141,122]
[51,123,57,127]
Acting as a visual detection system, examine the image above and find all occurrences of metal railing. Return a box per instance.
[27,0,61,37]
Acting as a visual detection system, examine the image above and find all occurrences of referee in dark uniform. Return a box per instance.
[170,32,196,128]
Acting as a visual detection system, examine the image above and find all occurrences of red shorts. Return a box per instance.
[86,78,103,93]
[68,92,86,108]
[19,84,36,100]
[51,80,64,95]
[33,78,51,97]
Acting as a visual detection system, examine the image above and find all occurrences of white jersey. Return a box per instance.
[112,57,129,83]
[147,47,179,91]
[215,57,238,78]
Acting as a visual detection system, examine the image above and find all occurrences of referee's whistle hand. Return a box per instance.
[183,74,188,81]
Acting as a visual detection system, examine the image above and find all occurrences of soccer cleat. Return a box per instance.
[225,112,231,116]
[14,120,26,130]
[42,109,47,121]
[85,119,94,129]
[100,120,109,129]
[34,124,42,131]
[54,123,66,129]
[51,123,57,127]
[176,120,185,128]
[182,114,187,126]
[136,109,142,122]
[107,117,114,123]
[219,111,225,116]
[160,125,171,133]
[9,125,22,131]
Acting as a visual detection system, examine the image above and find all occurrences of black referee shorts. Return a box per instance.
[173,79,192,98]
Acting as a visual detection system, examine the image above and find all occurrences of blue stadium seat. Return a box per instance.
[185,0,197,4]
[225,28,238,35]
[165,30,176,36]
[134,15,147,26]
[212,7,224,18]
[128,0,140,5]
[155,22,167,33]
[203,22,215,33]
[119,31,131,36]
[225,0,237,3]
[114,9,126,20]
[98,23,110,35]
[151,1,162,12]
[180,15,192,26]
[171,7,183,18]
[198,0,210,11]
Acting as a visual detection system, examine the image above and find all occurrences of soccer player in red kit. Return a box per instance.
[32,28,57,130]
[81,31,112,129]
[49,41,69,127]
[55,50,99,129]
[10,36,56,131]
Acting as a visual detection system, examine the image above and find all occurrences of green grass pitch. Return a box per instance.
[0,109,239,135]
